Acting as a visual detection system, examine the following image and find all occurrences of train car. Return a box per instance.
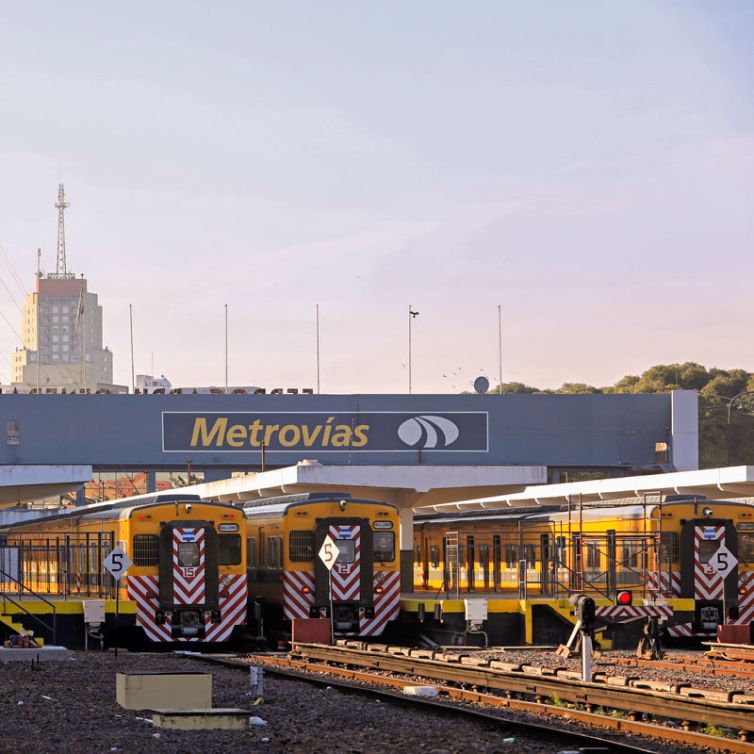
[0,493,248,644]
[243,492,401,637]
[414,497,754,638]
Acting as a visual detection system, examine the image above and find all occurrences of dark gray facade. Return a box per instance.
[0,391,695,473]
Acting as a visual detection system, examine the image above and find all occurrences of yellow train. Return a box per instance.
[414,497,754,638]
[243,492,401,637]
[0,493,248,644]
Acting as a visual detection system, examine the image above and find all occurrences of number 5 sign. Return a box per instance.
[708,544,738,580]
[103,546,133,580]
[318,535,339,571]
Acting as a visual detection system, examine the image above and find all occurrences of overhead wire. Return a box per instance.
[0,243,27,295]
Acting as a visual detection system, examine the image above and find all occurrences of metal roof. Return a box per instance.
[418,466,754,513]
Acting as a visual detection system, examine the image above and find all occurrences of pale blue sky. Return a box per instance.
[0,2,752,392]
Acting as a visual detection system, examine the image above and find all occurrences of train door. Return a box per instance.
[314,518,373,633]
[680,519,738,630]
[158,520,220,639]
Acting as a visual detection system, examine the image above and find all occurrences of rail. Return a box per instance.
[0,567,57,644]
[291,642,754,740]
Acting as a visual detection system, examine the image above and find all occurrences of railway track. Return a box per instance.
[608,652,754,681]
[192,652,663,754]
[268,641,754,753]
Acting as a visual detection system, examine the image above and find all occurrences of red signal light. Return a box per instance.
[616,590,633,606]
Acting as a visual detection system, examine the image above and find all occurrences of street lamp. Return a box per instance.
[727,390,754,424]
[408,305,419,394]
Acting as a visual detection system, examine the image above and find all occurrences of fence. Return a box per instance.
[0,531,115,598]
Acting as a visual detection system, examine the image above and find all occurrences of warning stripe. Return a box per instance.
[359,570,401,637]
[694,526,725,601]
[284,570,315,620]
[595,605,673,620]
[329,525,361,602]
[647,571,682,597]
[733,571,754,625]
[128,571,247,645]
[172,527,206,606]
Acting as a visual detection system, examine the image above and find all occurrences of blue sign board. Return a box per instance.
[162,411,488,453]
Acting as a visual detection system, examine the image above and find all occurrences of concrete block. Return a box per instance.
[152,708,250,730]
[116,671,212,710]
[0,646,69,662]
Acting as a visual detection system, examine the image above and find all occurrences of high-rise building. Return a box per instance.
[10,185,120,391]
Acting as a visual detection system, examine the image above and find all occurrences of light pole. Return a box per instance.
[727,390,754,424]
[408,305,419,394]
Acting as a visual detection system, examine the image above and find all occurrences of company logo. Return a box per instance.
[397,415,460,449]
[162,411,487,453]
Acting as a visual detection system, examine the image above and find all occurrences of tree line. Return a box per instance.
[490,362,754,468]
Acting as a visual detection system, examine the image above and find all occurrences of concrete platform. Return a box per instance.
[0,645,70,661]
[152,708,252,730]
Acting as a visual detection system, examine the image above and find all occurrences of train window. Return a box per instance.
[373,532,395,562]
[622,539,647,570]
[740,534,754,563]
[132,535,159,566]
[504,544,517,568]
[478,544,490,566]
[177,542,200,568]
[430,545,440,569]
[698,539,720,565]
[586,541,601,569]
[524,544,536,564]
[266,537,282,569]
[247,537,257,568]
[659,532,679,562]
[414,545,421,564]
[219,534,241,565]
[289,531,315,562]
[335,539,355,564]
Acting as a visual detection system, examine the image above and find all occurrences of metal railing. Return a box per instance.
[0,566,57,644]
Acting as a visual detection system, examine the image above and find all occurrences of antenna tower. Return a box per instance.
[52,184,74,279]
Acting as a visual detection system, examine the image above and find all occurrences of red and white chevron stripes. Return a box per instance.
[126,573,247,643]
[694,525,726,601]
[666,622,695,638]
[359,570,400,637]
[733,571,754,625]
[647,571,682,597]
[173,528,206,606]
[329,525,361,602]
[283,570,315,620]
[595,604,673,620]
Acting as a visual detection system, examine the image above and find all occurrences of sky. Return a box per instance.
[0,1,752,393]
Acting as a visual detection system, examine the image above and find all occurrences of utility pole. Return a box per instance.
[224,304,228,391]
[316,304,321,395]
[408,305,419,394]
[129,304,135,394]
[497,304,502,394]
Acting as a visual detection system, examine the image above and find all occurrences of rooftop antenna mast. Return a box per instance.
[53,184,73,279]
[36,248,43,279]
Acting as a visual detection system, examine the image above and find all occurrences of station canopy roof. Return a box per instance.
[419,465,754,513]
[0,464,92,508]
[182,460,547,511]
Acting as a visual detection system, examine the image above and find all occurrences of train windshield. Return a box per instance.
[335,540,355,563]
[373,532,395,562]
[178,542,200,567]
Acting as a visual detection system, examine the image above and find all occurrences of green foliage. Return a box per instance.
[494,363,754,468]
[555,383,602,394]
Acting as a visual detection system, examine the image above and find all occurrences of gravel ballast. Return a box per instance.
[0,651,567,753]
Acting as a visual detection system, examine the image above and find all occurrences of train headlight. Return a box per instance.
[703,507,713,517]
